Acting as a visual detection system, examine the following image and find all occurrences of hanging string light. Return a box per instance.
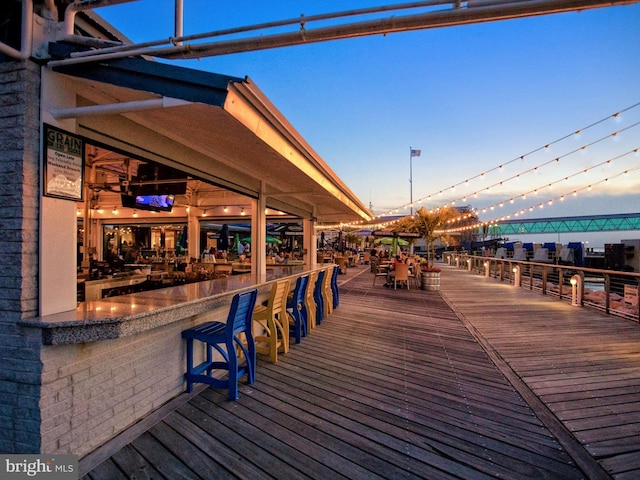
[442,162,640,233]
[375,103,640,218]
[403,121,640,217]
[318,103,640,231]
[449,148,639,216]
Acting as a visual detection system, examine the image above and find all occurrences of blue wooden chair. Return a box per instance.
[287,274,309,344]
[314,269,325,325]
[330,264,340,309]
[181,289,258,400]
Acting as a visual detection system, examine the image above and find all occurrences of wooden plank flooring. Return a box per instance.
[439,266,640,479]
[81,264,640,479]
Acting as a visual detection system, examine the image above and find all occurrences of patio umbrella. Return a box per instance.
[178,225,188,249]
[375,237,409,246]
[218,224,229,251]
[241,236,282,244]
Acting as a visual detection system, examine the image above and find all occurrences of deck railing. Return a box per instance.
[444,252,640,323]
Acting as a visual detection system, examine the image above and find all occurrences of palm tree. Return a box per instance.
[343,231,361,250]
[393,206,458,267]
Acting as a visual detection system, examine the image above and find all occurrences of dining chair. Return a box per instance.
[181,289,258,400]
[305,270,318,332]
[287,275,309,344]
[330,264,340,309]
[252,279,290,363]
[409,264,420,289]
[372,259,388,286]
[322,265,333,318]
[335,256,347,274]
[370,256,379,273]
[392,263,410,290]
[314,269,326,325]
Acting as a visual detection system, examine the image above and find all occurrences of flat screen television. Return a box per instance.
[121,194,175,212]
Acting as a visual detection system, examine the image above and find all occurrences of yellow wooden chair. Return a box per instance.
[252,279,290,363]
[322,266,333,318]
[305,270,318,332]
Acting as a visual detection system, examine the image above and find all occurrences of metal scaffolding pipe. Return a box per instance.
[63,0,139,36]
[158,0,639,59]
[174,0,183,45]
[65,0,453,60]
[0,0,33,60]
[48,0,638,68]
[50,97,192,119]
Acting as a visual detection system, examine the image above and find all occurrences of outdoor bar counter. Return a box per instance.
[17,265,313,458]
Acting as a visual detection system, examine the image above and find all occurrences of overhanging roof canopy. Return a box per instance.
[50,55,371,223]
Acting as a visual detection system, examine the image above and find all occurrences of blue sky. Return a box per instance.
[98,1,640,246]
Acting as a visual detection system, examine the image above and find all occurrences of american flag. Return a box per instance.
[410,149,421,157]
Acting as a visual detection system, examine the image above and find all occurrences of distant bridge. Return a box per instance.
[484,212,640,236]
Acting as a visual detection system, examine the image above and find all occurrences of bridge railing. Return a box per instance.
[444,252,640,323]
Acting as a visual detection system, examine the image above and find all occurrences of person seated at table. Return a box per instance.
[124,245,141,264]
[385,255,404,287]
[369,249,379,272]
[274,251,286,263]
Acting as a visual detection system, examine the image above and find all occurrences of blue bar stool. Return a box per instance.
[330,264,340,309]
[182,289,257,400]
[287,274,309,344]
[314,269,325,325]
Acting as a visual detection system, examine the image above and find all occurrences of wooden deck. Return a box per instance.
[81,264,640,479]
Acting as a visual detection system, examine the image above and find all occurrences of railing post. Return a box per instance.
[558,268,564,299]
[604,273,610,314]
[570,274,582,306]
[513,265,521,287]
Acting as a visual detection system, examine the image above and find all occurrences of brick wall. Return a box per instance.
[0,59,43,453]
[39,308,225,457]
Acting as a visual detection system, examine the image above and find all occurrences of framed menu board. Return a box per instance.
[43,124,85,201]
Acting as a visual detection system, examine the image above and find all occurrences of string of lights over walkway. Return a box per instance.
[482,212,640,237]
[317,101,640,232]
[385,102,640,219]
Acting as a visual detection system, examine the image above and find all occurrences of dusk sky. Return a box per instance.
[98,1,640,246]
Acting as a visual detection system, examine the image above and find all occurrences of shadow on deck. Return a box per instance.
[81,263,640,479]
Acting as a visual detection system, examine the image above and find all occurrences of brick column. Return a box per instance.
[0,59,43,453]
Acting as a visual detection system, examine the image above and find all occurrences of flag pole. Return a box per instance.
[409,147,413,215]
[409,147,421,215]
